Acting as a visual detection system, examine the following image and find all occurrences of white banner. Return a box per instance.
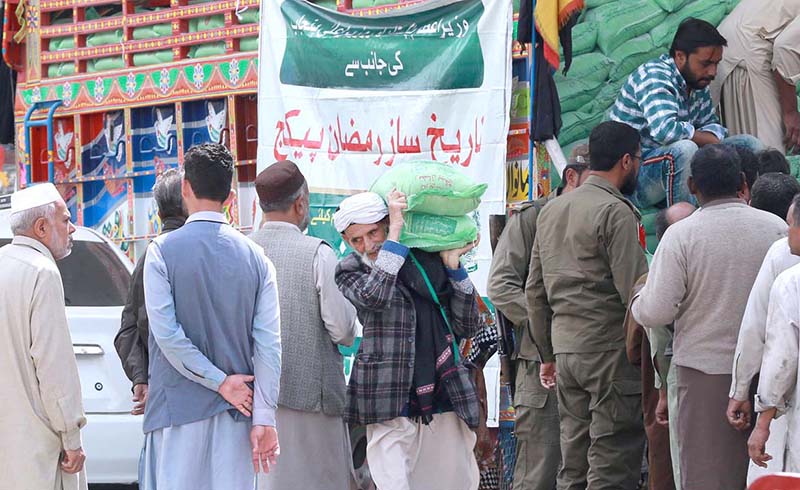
[257,0,512,291]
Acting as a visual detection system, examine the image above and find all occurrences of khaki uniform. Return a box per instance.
[487,194,560,490]
[527,175,648,490]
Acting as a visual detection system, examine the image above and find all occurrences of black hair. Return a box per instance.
[182,143,234,203]
[670,18,727,58]
[689,144,742,200]
[750,173,800,220]
[654,209,669,241]
[733,145,759,191]
[758,149,791,175]
[588,121,640,171]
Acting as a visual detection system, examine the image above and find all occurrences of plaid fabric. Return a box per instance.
[610,54,727,153]
[479,465,501,490]
[335,240,483,427]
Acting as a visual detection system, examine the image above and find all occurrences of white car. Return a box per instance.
[0,209,143,485]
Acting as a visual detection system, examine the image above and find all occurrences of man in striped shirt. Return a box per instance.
[611,18,764,209]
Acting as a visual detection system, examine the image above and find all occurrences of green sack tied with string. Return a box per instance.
[371,160,487,216]
[400,213,478,252]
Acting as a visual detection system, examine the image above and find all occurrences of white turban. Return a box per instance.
[333,192,389,233]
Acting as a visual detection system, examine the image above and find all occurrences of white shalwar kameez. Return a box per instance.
[756,263,800,472]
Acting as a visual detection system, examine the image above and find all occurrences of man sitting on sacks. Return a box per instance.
[333,190,484,490]
[610,17,764,209]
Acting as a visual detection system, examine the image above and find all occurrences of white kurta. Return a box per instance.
[0,236,87,490]
[730,237,798,483]
[757,262,800,472]
[712,0,800,152]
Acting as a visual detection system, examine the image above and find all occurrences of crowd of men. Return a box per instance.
[487,11,800,490]
[1,3,799,490]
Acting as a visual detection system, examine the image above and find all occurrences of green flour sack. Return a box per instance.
[608,34,664,82]
[558,77,604,113]
[584,78,625,114]
[400,213,478,252]
[371,160,487,216]
[559,110,604,146]
[560,52,614,84]
[595,0,667,54]
[571,22,598,56]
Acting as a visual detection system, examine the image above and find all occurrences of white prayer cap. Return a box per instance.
[10,183,63,215]
[333,192,389,233]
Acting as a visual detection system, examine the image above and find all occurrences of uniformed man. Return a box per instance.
[487,153,589,490]
[528,121,648,490]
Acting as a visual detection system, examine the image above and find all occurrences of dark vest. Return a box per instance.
[250,223,347,416]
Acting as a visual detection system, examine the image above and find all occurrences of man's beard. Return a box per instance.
[359,242,384,267]
[621,169,638,196]
[359,252,375,267]
[54,237,74,260]
[679,65,713,90]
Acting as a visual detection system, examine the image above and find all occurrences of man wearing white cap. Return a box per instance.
[334,190,483,490]
[0,183,87,490]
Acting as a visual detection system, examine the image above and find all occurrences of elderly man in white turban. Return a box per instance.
[334,190,483,490]
[0,183,87,490]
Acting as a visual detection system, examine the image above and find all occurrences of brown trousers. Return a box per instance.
[676,366,750,490]
[626,323,675,490]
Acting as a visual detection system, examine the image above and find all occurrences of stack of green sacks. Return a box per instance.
[46,11,84,77]
[131,8,174,66]
[185,0,251,58]
[188,14,226,59]
[47,6,178,76]
[83,8,124,73]
[370,161,487,252]
[236,8,259,52]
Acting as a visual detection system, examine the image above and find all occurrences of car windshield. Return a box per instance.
[0,239,130,307]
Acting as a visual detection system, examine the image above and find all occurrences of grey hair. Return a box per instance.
[9,202,57,235]
[153,168,185,219]
[259,181,308,213]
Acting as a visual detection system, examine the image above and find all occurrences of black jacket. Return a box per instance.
[114,217,185,387]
